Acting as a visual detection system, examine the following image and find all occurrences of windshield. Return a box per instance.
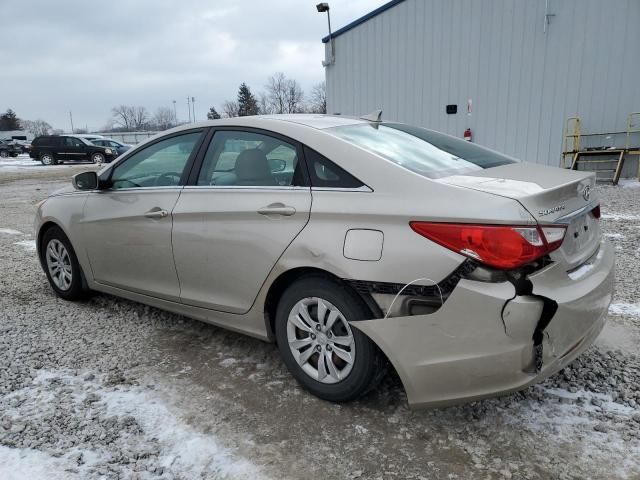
[326,123,517,179]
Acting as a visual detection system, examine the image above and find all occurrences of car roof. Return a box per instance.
[171,114,370,134]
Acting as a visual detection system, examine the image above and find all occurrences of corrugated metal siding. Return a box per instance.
[325,0,640,172]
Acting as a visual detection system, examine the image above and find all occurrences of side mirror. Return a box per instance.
[72,171,99,190]
[269,158,287,173]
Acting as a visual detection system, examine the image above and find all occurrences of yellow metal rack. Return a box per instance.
[560,113,640,185]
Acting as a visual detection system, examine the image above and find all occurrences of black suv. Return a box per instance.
[0,140,21,158]
[29,135,116,166]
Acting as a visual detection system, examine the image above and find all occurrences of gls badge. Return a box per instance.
[582,185,591,202]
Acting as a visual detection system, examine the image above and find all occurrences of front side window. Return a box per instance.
[197,130,304,187]
[64,137,85,147]
[110,131,202,189]
[326,123,517,179]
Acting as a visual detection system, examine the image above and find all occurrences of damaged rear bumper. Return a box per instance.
[351,240,615,409]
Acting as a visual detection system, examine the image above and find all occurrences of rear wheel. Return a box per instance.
[40,153,57,166]
[275,275,386,402]
[41,226,88,301]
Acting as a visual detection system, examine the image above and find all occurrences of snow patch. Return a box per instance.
[0,228,22,235]
[603,233,624,239]
[601,213,640,221]
[220,358,239,367]
[100,384,267,479]
[619,179,640,189]
[14,239,36,251]
[0,446,80,480]
[609,303,640,317]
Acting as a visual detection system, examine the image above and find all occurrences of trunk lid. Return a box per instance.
[436,162,600,268]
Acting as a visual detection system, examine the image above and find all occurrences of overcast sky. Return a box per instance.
[1,0,388,131]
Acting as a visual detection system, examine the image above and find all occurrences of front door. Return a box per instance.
[60,136,88,161]
[172,129,311,313]
[82,130,205,301]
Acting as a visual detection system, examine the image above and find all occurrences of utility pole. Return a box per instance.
[172,100,177,124]
[191,97,196,122]
[69,111,75,133]
[186,96,191,122]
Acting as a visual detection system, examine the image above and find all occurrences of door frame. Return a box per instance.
[184,126,311,187]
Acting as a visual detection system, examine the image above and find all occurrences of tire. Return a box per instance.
[91,152,105,164]
[40,153,57,166]
[0,150,8,158]
[275,275,386,403]
[10,153,18,157]
[41,226,89,301]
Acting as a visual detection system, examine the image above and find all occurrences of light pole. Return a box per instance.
[69,111,75,133]
[186,96,191,122]
[172,100,177,124]
[191,97,196,122]
[316,3,335,66]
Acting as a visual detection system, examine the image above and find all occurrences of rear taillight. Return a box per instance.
[410,222,567,270]
[590,205,601,219]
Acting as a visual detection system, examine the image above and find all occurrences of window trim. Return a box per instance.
[301,145,372,192]
[99,128,208,190]
[186,126,309,188]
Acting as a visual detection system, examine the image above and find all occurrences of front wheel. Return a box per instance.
[275,275,386,403]
[91,152,105,164]
[41,226,89,301]
[40,153,57,166]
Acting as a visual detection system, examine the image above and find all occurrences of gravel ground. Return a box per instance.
[1,157,639,479]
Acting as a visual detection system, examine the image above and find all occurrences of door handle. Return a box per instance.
[144,208,169,219]
[257,203,296,217]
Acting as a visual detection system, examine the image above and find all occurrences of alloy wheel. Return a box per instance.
[92,153,104,164]
[286,297,355,384]
[41,154,54,165]
[46,239,73,291]
[0,150,8,158]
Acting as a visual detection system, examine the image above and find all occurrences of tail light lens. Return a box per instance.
[410,222,567,270]
[590,205,601,219]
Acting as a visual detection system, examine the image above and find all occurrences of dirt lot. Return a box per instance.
[1,156,639,479]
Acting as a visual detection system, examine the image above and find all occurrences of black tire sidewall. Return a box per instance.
[275,275,383,403]
[41,226,87,301]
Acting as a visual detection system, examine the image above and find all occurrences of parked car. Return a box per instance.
[0,139,21,158]
[34,114,614,408]
[29,135,116,165]
[91,138,132,156]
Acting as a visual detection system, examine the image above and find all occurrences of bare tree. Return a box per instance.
[111,105,135,130]
[222,100,239,118]
[264,72,305,114]
[258,92,273,115]
[21,119,52,137]
[132,106,149,130]
[153,107,174,130]
[309,81,327,114]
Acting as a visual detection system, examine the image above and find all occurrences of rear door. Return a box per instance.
[172,128,311,313]
[82,129,205,300]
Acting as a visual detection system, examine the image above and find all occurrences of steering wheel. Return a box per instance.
[155,172,182,186]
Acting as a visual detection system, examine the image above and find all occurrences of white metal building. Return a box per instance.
[322,0,640,174]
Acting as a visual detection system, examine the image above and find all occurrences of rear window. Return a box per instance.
[326,123,517,179]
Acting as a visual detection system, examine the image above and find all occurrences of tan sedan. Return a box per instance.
[34,115,614,408]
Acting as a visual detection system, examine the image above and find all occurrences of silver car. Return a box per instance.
[35,115,614,408]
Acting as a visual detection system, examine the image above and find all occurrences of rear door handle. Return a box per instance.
[144,208,169,219]
[257,203,296,217]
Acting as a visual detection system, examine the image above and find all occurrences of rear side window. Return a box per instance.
[303,147,365,189]
[326,123,517,179]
